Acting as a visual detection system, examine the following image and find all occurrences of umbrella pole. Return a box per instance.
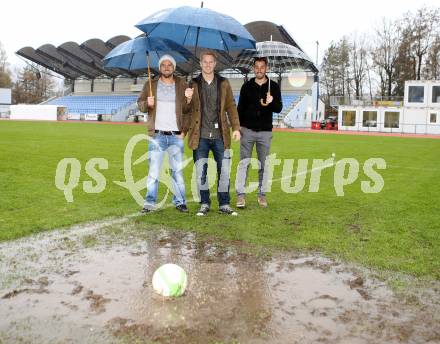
[268,71,271,94]
[268,35,272,95]
[189,27,200,88]
[189,2,203,87]
[260,35,272,107]
[268,35,271,94]
[147,52,152,97]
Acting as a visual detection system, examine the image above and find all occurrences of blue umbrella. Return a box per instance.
[103,36,193,72]
[135,5,256,73]
[103,36,194,96]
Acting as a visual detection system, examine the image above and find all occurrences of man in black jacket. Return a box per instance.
[236,57,282,208]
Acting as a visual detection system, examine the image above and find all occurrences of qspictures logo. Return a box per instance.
[54,134,386,205]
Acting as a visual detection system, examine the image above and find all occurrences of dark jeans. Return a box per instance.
[193,138,231,207]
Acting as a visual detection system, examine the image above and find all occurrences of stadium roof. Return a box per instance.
[16,35,140,79]
[16,21,318,79]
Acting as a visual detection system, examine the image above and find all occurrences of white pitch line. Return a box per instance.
[270,163,335,183]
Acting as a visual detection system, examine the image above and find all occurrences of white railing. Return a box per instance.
[339,120,440,134]
[330,95,404,107]
[282,95,310,128]
[113,100,141,120]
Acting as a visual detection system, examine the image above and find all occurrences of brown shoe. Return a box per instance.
[257,195,268,208]
[236,195,246,208]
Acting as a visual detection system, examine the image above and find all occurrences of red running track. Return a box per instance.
[4,119,440,139]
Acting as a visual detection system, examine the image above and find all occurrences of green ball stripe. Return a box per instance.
[158,266,185,296]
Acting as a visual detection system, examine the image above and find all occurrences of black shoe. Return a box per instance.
[176,204,189,213]
[141,207,152,213]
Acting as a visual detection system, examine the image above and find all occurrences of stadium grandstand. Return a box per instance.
[15,21,322,126]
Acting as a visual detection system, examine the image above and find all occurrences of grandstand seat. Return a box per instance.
[47,95,138,115]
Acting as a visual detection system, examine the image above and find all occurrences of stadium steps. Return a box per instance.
[273,95,305,127]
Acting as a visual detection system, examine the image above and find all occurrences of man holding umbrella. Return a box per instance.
[235,57,283,208]
[185,50,241,216]
[138,54,193,213]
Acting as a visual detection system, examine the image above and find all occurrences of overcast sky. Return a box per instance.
[1,0,438,73]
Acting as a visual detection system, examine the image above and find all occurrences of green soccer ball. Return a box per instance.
[152,263,187,297]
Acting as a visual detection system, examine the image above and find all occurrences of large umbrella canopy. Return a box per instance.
[234,40,316,73]
[102,36,194,73]
[135,6,256,57]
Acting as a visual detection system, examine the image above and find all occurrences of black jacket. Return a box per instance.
[237,77,283,131]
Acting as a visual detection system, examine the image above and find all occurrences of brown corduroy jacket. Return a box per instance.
[137,76,192,137]
[185,74,240,150]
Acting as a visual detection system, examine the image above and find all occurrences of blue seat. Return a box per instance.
[47,95,138,114]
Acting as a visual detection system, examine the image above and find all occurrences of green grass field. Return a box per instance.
[1,121,439,279]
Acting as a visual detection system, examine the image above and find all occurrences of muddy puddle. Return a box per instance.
[0,219,439,344]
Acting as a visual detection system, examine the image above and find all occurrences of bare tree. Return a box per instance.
[321,5,439,100]
[401,6,440,80]
[321,42,339,98]
[424,34,440,79]
[339,37,350,97]
[0,41,12,88]
[320,38,350,101]
[365,55,374,100]
[0,41,7,72]
[371,18,400,96]
[12,65,56,104]
[349,33,368,97]
[393,35,418,96]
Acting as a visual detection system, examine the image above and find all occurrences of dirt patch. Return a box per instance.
[0,221,439,344]
[84,289,111,314]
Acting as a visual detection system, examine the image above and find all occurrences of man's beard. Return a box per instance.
[161,72,173,78]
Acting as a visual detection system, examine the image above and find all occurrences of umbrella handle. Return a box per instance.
[260,91,271,107]
[147,53,152,97]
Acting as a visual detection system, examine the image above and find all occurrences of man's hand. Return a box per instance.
[185,88,194,104]
[177,132,185,139]
[147,96,155,108]
[265,92,273,104]
[232,130,241,141]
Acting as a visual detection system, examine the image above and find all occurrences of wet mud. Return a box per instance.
[0,219,439,343]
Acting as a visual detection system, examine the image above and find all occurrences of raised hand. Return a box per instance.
[185,88,194,103]
[147,96,155,108]
[266,92,273,104]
